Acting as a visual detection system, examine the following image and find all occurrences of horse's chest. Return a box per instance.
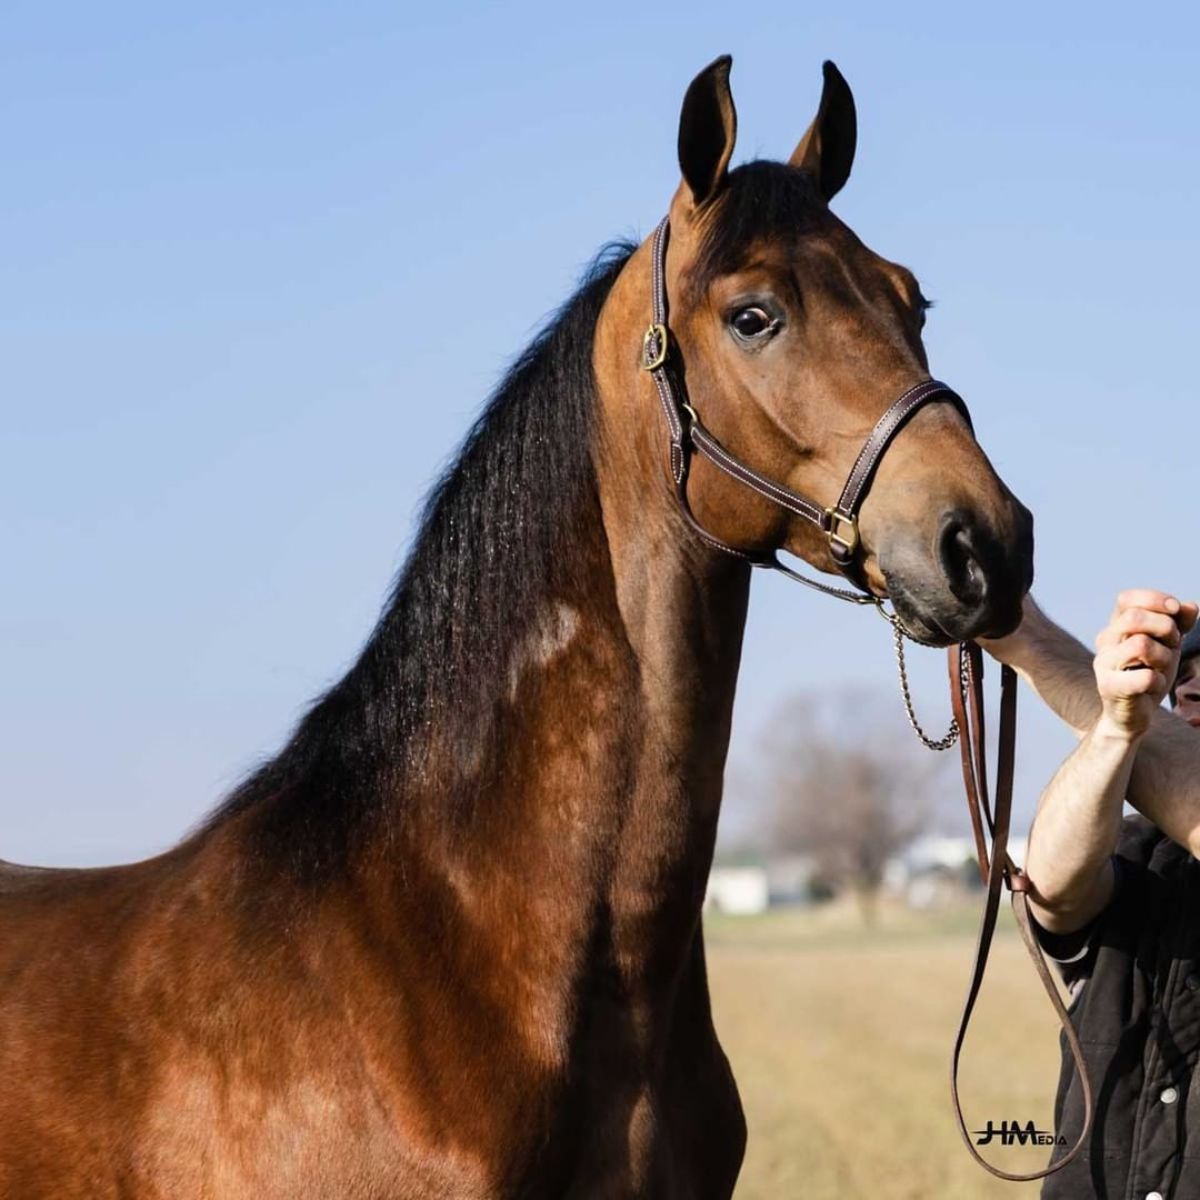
[126,1069,496,1200]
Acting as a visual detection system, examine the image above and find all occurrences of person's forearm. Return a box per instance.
[1025,717,1132,930]
[984,598,1099,735]
[1128,710,1200,857]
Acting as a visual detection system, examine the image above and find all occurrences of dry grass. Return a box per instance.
[706,898,1069,1199]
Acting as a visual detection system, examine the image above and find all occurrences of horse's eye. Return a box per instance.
[731,307,773,340]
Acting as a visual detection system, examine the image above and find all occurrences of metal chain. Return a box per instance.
[877,604,963,751]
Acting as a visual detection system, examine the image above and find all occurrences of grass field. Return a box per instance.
[706,899,1069,1199]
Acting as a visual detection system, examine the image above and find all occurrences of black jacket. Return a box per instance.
[1036,814,1200,1200]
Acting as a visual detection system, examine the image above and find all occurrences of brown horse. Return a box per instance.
[0,58,1032,1198]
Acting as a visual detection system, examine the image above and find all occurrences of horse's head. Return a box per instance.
[655,56,1033,644]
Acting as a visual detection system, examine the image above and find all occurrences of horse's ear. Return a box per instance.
[790,61,857,201]
[677,55,737,209]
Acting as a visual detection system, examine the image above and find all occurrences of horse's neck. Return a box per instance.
[384,495,750,968]
[576,252,753,979]
[345,247,751,1038]
[597,523,752,962]
[377,428,746,1022]
[591,237,753,806]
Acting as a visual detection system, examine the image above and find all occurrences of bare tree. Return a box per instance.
[750,689,953,923]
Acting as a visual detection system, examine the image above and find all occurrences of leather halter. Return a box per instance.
[641,215,969,602]
[642,213,1093,1180]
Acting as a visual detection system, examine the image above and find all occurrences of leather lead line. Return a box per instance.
[948,651,1095,1180]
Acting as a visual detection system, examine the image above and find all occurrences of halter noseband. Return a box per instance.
[641,215,971,602]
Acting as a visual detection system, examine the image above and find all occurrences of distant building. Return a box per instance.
[705,865,770,915]
[885,830,1031,907]
[903,834,976,875]
[897,831,1027,875]
[764,854,817,906]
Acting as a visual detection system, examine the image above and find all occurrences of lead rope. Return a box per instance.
[878,628,1094,1180]
[945,646,1095,1181]
[879,623,1094,1180]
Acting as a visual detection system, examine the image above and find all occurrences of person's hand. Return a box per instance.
[1093,590,1199,740]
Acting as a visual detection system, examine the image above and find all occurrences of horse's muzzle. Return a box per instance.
[884,502,1034,645]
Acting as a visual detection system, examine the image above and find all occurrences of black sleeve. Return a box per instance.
[1024,811,1177,996]
[1028,855,1127,989]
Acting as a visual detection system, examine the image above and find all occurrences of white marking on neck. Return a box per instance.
[508,602,581,701]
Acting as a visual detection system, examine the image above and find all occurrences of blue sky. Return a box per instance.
[4,1,1199,864]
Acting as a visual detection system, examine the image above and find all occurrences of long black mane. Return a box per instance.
[201,242,635,876]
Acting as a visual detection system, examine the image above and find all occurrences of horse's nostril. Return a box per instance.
[938,515,989,607]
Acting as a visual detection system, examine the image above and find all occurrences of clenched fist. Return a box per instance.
[1093,590,1200,739]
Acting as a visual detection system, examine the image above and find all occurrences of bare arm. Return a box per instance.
[986,590,1200,857]
[1023,721,1129,932]
[982,597,1098,735]
[1122,704,1200,856]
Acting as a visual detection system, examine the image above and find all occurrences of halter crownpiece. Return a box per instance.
[641,215,972,602]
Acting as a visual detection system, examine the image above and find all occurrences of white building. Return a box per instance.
[704,866,770,915]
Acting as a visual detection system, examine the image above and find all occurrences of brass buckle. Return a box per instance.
[823,507,859,556]
[641,323,668,371]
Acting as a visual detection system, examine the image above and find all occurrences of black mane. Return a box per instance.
[199,165,822,879]
[201,242,635,876]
